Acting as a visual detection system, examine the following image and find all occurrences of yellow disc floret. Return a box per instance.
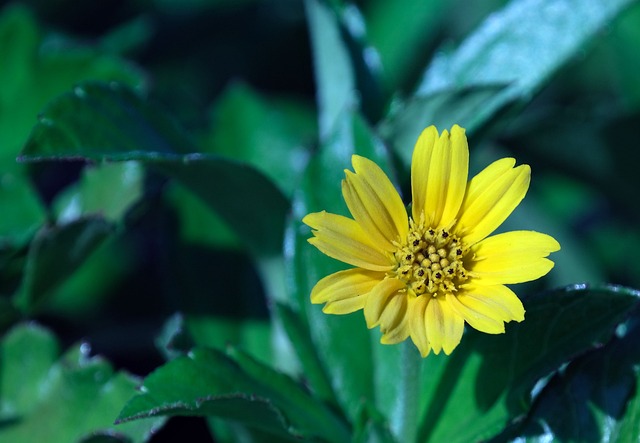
[392,218,468,297]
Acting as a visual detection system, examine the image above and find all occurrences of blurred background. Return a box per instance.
[1,0,639,441]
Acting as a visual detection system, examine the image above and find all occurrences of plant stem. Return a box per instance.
[398,340,421,443]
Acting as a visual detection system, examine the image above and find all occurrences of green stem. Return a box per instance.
[398,341,421,443]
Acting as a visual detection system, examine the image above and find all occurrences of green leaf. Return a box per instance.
[286,111,396,421]
[165,182,241,249]
[306,0,357,141]
[117,346,351,442]
[0,172,45,246]
[19,82,289,257]
[0,4,143,245]
[380,85,506,166]
[385,0,636,165]
[273,302,337,405]
[201,82,316,197]
[364,0,447,90]
[155,313,195,361]
[0,323,59,420]
[54,161,145,223]
[0,323,164,442]
[352,402,397,443]
[417,284,640,443]
[14,216,114,314]
[417,0,636,126]
[506,312,640,442]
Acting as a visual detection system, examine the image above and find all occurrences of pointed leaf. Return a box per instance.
[117,347,351,442]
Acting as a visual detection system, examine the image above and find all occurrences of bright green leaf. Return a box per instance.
[0,323,164,442]
[201,82,315,197]
[54,161,144,223]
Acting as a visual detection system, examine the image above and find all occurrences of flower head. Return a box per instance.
[303,125,560,356]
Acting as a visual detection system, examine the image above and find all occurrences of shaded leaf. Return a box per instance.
[19,82,289,257]
[505,312,640,442]
[14,216,113,314]
[417,284,640,443]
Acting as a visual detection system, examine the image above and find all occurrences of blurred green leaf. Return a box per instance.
[364,0,447,90]
[185,316,272,366]
[54,162,144,223]
[19,82,289,257]
[0,323,164,442]
[14,216,113,314]
[507,312,640,442]
[155,312,195,361]
[380,85,506,166]
[0,323,58,420]
[78,434,132,443]
[201,82,315,197]
[0,1,145,145]
[352,402,397,443]
[417,284,640,443]
[117,346,351,442]
[0,4,143,246]
[0,172,46,246]
[306,0,357,141]
[273,302,337,405]
[385,0,636,165]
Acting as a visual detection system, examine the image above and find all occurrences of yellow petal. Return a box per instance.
[342,163,407,251]
[426,295,464,355]
[409,296,431,357]
[446,292,504,334]
[469,231,561,284]
[420,125,469,228]
[456,158,530,245]
[303,211,393,271]
[380,295,411,344]
[323,297,366,314]
[411,126,438,222]
[363,278,406,328]
[311,268,383,306]
[352,155,409,242]
[458,284,524,322]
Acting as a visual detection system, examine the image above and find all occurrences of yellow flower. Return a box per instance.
[302,125,560,357]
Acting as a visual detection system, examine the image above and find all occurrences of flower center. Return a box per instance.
[392,218,469,297]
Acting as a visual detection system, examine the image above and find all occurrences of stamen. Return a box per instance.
[393,220,469,298]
